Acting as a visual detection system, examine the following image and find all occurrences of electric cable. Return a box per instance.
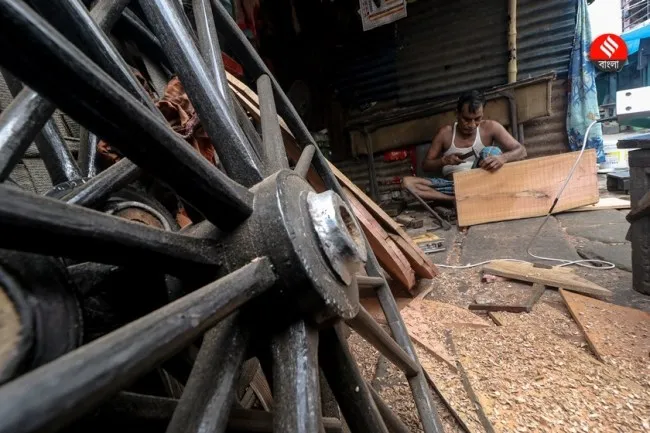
[435,118,616,270]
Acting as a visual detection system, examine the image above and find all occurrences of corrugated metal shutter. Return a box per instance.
[336,155,412,199]
[517,1,575,157]
[334,0,577,108]
[395,0,508,105]
[517,0,577,80]
[522,79,569,157]
[333,25,398,106]
[333,0,508,107]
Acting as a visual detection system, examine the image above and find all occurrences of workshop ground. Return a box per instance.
[349,176,650,432]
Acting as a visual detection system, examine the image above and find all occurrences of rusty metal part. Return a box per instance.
[105,201,171,231]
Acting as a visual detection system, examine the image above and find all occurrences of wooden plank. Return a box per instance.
[344,189,416,291]
[487,312,503,326]
[564,197,631,212]
[360,297,412,325]
[388,234,436,279]
[328,162,439,278]
[522,283,546,312]
[400,300,491,372]
[469,284,544,313]
[410,333,457,372]
[560,289,650,362]
[454,150,599,227]
[420,369,476,433]
[483,260,612,298]
[468,303,528,313]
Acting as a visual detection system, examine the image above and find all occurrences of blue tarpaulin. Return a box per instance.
[622,22,650,56]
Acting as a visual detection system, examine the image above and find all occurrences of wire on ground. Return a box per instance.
[435,119,616,270]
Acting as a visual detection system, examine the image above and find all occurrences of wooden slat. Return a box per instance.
[344,188,416,291]
[388,234,436,279]
[563,197,631,212]
[327,162,439,279]
[560,289,650,362]
[483,260,611,298]
[454,150,599,227]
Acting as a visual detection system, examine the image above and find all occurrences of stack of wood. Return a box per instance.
[227,73,438,295]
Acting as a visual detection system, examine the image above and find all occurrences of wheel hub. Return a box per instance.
[218,170,360,325]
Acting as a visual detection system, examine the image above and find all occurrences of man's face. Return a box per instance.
[457,104,484,135]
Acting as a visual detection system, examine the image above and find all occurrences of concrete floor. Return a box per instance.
[401,175,650,312]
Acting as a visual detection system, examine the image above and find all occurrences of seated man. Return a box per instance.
[403,90,527,202]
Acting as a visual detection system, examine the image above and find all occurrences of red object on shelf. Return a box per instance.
[383,150,409,162]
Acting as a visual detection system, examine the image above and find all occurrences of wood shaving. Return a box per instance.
[452,325,650,433]
[417,345,486,433]
[0,287,20,372]
[488,292,588,349]
[560,289,650,362]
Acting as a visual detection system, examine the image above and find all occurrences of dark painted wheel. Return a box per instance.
[0,1,444,432]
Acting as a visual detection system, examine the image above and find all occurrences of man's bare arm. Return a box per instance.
[491,121,527,162]
[480,121,527,171]
[422,126,461,173]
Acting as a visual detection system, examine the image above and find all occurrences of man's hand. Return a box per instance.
[480,155,506,172]
[441,154,462,166]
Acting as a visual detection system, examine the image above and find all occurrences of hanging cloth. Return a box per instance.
[566,0,605,164]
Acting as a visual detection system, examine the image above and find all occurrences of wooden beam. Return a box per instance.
[344,188,416,291]
[454,150,599,227]
[483,260,611,298]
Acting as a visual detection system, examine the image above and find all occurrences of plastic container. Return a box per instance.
[601,142,632,170]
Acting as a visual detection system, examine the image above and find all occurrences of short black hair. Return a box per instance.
[457,90,486,113]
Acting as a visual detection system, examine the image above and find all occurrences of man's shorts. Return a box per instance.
[428,146,503,196]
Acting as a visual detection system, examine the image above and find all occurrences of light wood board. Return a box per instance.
[454,150,599,227]
[345,189,416,291]
[560,289,650,362]
[483,260,612,298]
[562,196,631,212]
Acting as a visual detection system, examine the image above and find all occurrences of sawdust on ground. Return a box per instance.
[452,325,650,433]
[416,345,486,433]
[0,287,21,374]
[488,291,589,349]
[347,329,467,432]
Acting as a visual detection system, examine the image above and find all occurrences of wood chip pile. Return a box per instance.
[352,263,650,433]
